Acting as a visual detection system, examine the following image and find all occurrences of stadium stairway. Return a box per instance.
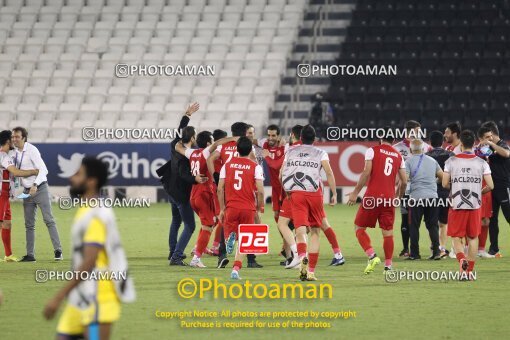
[270,0,355,134]
[327,0,510,133]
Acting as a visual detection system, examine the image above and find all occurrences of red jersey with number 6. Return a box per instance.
[364,144,405,199]
[219,157,264,211]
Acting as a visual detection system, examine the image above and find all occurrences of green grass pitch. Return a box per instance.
[1,202,509,339]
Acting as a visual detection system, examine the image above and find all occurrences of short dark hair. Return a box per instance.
[460,130,476,149]
[429,130,444,147]
[291,124,303,140]
[82,156,109,191]
[236,136,252,156]
[212,129,227,141]
[0,130,12,146]
[181,126,196,143]
[196,131,212,149]
[482,121,499,136]
[12,126,28,142]
[300,125,316,145]
[446,122,462,137]
[267,124,280,135]
[231,122,248,137]
[477,125,492,138]
[380,126,394,144]
[404,120,421,130]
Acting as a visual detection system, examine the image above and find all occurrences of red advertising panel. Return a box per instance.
[315,141,378,186]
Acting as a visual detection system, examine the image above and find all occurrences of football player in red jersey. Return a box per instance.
[277,125,345,269]
[281,125,337,281]
[442,130,493,277]
[174,131,237,267]
[217,137,265,280]
[209,129,228,256]
[347,130,408,274]
[208,122,263,268]
[255,125,286,222]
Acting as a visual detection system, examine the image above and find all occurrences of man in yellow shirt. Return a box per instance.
[43,157,135,340]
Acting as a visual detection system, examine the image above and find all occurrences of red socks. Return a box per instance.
[2,228,12,257]
[456,252,466,262]
[323,227,341,253]
[355,229,374,257]
[297,242,307,258]
[468,260,475,272]
[233,260,242,271]
[383,235,394,267]
[479,225,489,250]
[308,253,319,273]
[195,229,211,257]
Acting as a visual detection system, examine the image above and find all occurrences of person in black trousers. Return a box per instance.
[481,121,510,257]
[405,139,444,260]
[166,103,207,265]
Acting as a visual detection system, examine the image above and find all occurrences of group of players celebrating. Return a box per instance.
[173,103,508,281]
[173,103,343,281]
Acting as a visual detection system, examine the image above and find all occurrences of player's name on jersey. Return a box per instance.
[379,149,399,157]
[228,163,253,170]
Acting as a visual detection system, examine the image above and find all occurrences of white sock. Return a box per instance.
[335,252,343,259]
[290,244,297,254]
[192,255,199,261]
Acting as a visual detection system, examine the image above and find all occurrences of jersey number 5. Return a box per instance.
[384,157,393,176]
[234,170,243,190]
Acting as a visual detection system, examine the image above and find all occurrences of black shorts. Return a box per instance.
[437,196,450,225]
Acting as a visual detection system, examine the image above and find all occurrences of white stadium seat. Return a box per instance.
[0,0,306,140]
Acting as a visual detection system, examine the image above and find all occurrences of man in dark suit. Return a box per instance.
[163,103,207,265]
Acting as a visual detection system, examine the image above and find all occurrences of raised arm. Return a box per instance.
[488,140,510,158]
[207,136,238,153]
[171,102,199,149]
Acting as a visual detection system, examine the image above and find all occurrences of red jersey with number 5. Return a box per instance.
[364,144,405,199]
[185,148,213,198]
[219,157,264,211]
